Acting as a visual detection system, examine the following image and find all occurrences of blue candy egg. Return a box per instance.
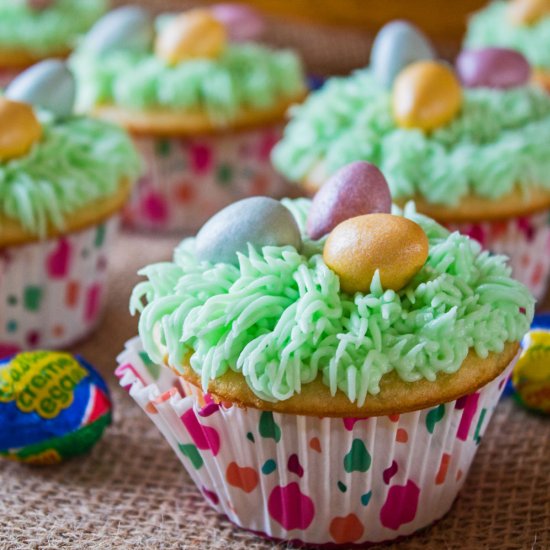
[370,20,435,89]
[5,60,75,119]
[195,197,302,265]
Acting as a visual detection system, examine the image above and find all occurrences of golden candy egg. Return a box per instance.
[0,98,42,162]
[323,213,429,294]
[508,0,550,25]
[392,61,463,132]
[155,9,227,66]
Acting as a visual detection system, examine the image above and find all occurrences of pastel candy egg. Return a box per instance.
[6,60,76,119]
[0,98,42,162]
[155,9,227,66]
[211,3,265,42]
[393,61,462,132]
[370,20,435,89]
[307,161,391,240]
[323,214,428,294]
[82,6,153,54]
[508,0,550,25]
[0,351,112,464]
[196,197,302,265]
[456,48,531,89]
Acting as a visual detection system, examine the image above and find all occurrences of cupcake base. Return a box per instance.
[0,216,119,357]
[116,337,516,547]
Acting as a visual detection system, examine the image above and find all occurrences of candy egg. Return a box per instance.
[456,48,531,89]
[0,98,42,162]
[307,161,391,240]
[393,61,462,132]
[211,3,265,42]
[0,351,112,464]
[508,0,550,25]
[196,197,302,265]
[323,214,428,294]
[370,20,435,89]
[6,60,76,119]
[82,6,153,54]
[155,9,227,66]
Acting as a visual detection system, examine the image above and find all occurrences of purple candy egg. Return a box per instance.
[307,161,392,240]
[456,47,531,89]
[211,3,265,42]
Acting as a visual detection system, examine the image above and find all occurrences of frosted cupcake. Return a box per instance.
[273,21,550,300]
[0,0,106,87]
[465,0,550,91]
[0,60,140,357]
[117,163,533,546]
[71,5,307,233]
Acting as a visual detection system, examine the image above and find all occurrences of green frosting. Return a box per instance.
[0,112,141,237]
[466,1,550,70]
[71,43,305,121]
[272,70,550,206]
[130,198,533,405]
[0,0,106,55]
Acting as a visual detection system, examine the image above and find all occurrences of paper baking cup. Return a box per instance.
[0,216,119,357]
[116,337,515,547]
[446,210,550,301]
[123,125,295,233]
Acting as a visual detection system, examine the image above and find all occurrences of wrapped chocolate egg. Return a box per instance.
[307,161,391,240]
[508,0,550,25]
[211,3,265,42]
[6,60,76,119]
[155,9,227,65]
[0,351,112,464]
[370,20,435,89]
[0,98,42,162]
[393,61,463,132]
[323,214,429,294]
[196,197,302,265]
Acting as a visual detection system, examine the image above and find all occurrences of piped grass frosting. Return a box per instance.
[466,1,550,70]
[131,198,534,406]
[272,70,550,207]
[0,0,107,55]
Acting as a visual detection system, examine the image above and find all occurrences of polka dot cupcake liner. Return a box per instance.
[123,125,296,234]
[0,216,119,358]
[116,337,517,547]
[446,210,550,302]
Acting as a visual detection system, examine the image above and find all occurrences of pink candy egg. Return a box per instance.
[211,3,265,42]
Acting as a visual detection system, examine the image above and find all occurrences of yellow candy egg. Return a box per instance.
[323,213,429,294]
[0,98,42,162]
[155,9,227,66]
[392,61,462,132]
[508,0,550,25]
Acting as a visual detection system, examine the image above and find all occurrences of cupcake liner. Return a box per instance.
[123,125,295,234]
[116,337,516,546]
[0,216,119,357]
[446,209,550,301]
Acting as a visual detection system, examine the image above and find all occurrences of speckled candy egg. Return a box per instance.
[6,60,76,119]
[155,9,227,65]
[82,6,153,54]
[370,20,435,89]
[323,214,429,294]
[0,98,42,162]
[307,161,391,240]
[456,48,531,89]
[0,351,112,464]
[508,0,550,25]
[211,3,265,42]
[393,61,463,132]
[196,197,302,265]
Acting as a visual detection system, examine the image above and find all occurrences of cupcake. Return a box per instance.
[0,60,140,357]
[465,0,550,92]
[272,21,550,300]
[0,0,107,87]
[117,164,533,546]
[71,5,307,233]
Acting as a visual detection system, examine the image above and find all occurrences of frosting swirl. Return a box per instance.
[131,199,533,404]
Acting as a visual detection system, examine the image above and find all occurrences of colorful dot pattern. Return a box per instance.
[117,340,517,547]
[0,218,118,357]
